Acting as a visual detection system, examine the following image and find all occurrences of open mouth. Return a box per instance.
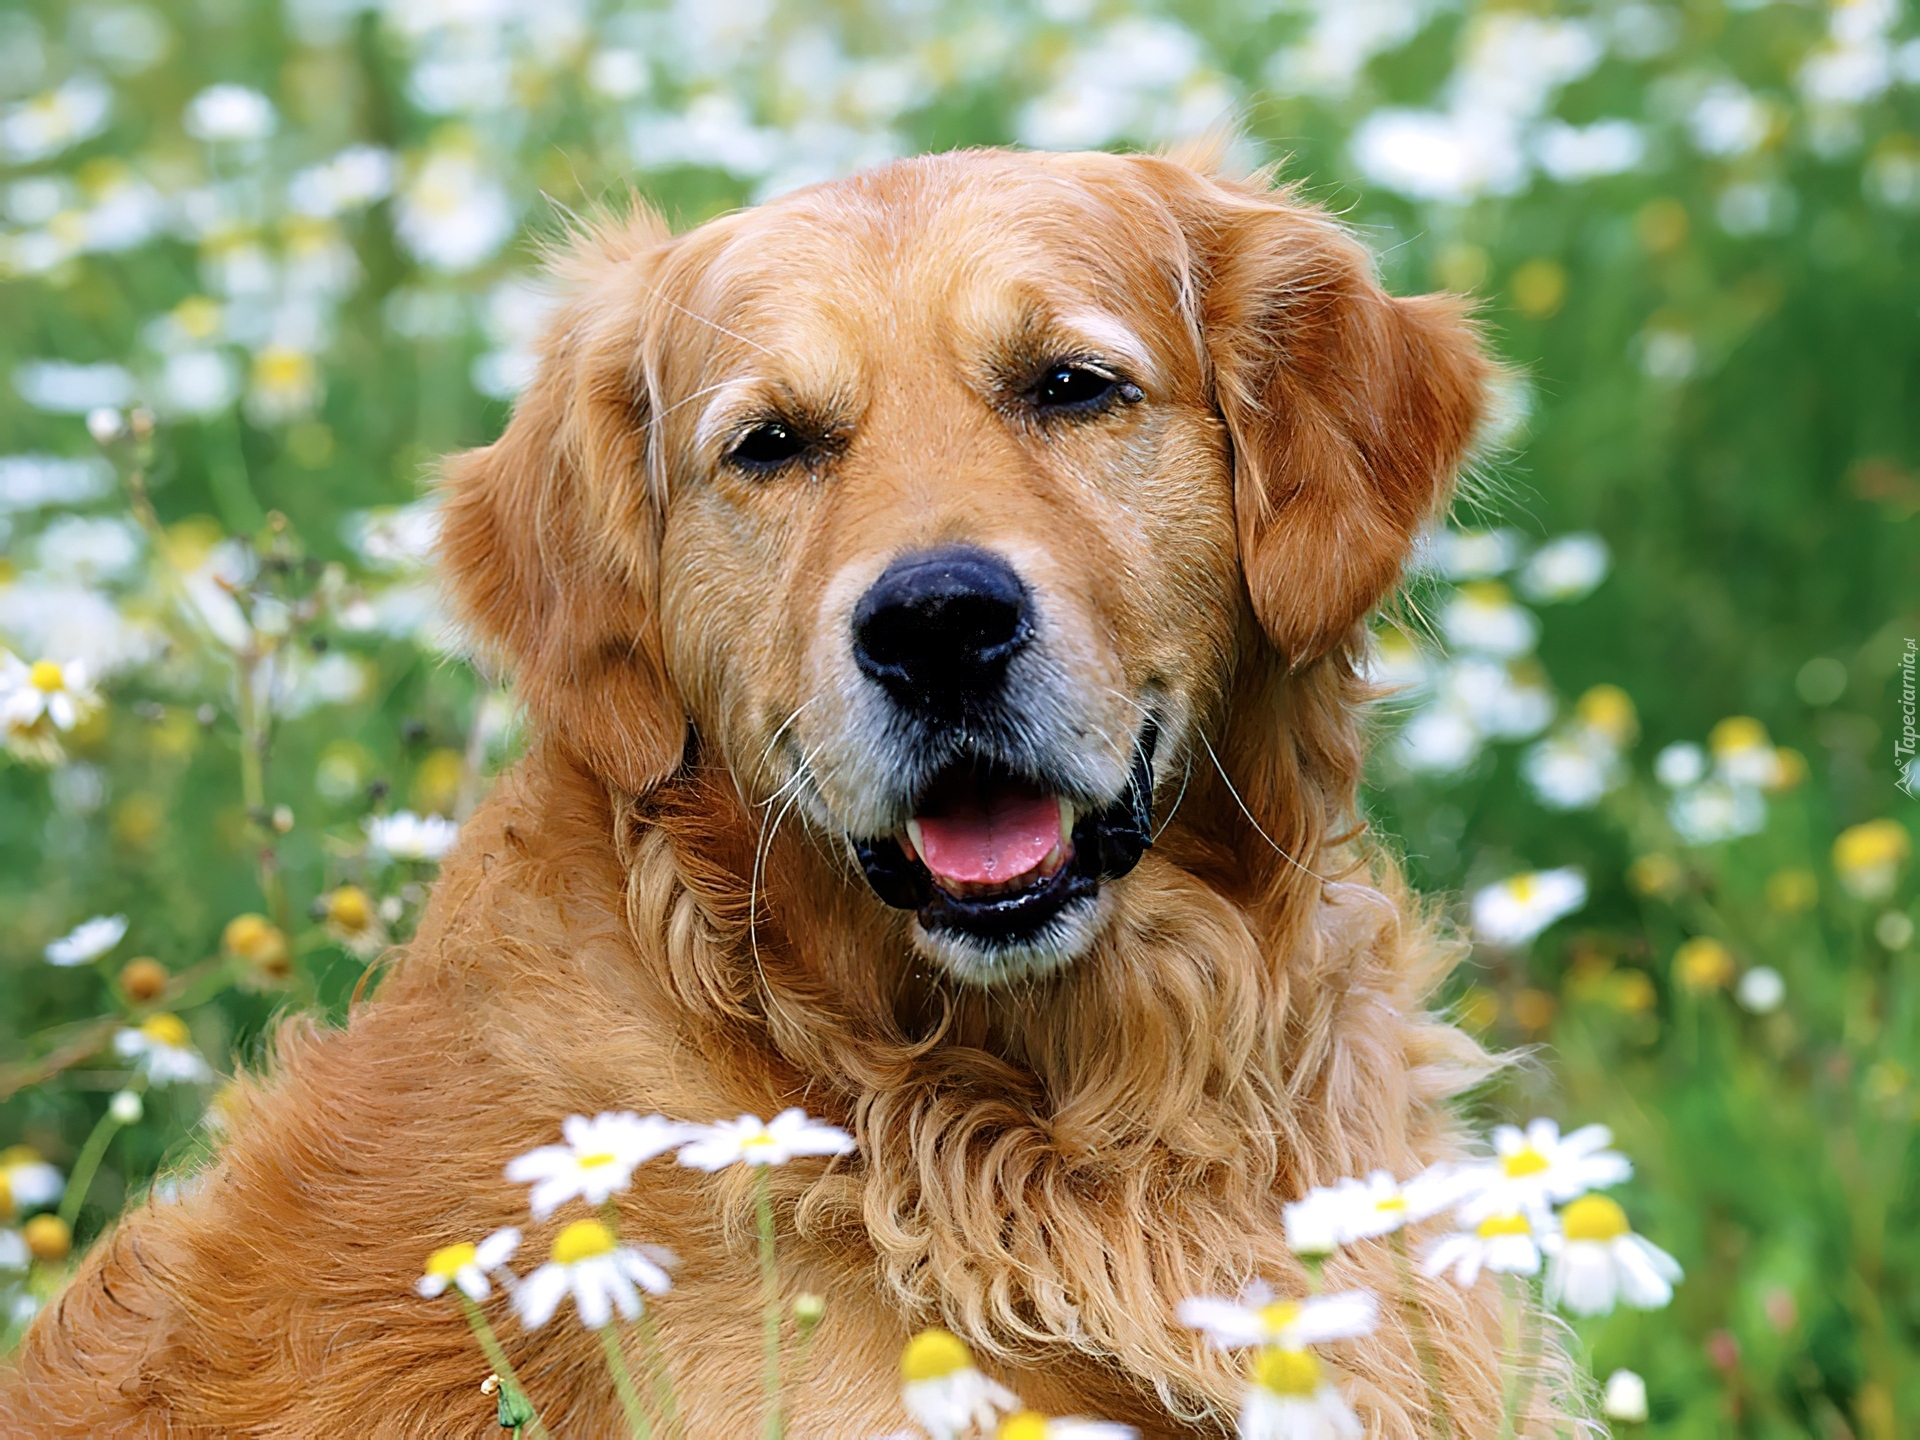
[854,725,1157,947]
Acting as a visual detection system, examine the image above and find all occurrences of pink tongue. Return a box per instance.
[914,792,1060,885]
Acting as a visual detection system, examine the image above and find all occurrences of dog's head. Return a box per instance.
[442,150,1487,986]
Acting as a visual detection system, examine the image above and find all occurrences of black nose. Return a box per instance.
[852,546,1032,706]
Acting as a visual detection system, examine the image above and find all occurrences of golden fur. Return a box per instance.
[3,148,1576,1436]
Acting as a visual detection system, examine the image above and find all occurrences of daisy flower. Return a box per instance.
[995,1412,1136,1438]
[1542,1195,1682,1316]
[1471,869,1587,948]
[1287,1166,1474,1253]
[1,655,100,732]
[44,914,127,966]
[899,1328,1020,1440]
[512,1218,672,1330]
[365,810,460,863]
[1457,1118,1631,1223]
[1177,1284,1376,1352]
[113,1013,213,1085]
[1,1146,65,1210]
[0,1226,26,1271]
[674,1108,855,1170]
[1422,1212,1544,1290]
[506,1111,688,1220]
[1237,1345,1363,1440]
[417,1227,520,1301]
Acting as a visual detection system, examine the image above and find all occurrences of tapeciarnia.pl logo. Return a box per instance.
[1899,637,1917,798]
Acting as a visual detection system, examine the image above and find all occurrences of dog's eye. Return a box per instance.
[729,421,809,472]
[1032,364,1140,414]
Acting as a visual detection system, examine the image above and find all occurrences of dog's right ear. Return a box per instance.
[438,213,686,797]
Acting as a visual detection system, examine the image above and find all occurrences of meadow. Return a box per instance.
[1,0,1917,1434]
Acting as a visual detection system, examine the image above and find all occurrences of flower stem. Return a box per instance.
[56,1080,143,1230]
[1497,1272,1545,1439]
[754,1164,783,1440]
[1391,1229,1454,1440]
[600,1323,653,1440]
[637,1303,683,1439]
[456,1294,549,1440]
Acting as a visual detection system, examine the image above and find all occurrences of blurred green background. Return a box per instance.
[1,0,1917,1433]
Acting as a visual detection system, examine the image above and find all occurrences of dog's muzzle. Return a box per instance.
[854,723,1157,945]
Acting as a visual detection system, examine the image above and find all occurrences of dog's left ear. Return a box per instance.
[1153,163,1491,666]
[438,212,688,796]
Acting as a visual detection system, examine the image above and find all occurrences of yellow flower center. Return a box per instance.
[425,1241,477,1279]
[1460,580,1512,607]
[1251,1346,1322,1398]
[1477,1213,1532,1239]
[577,1151,619,1171]
[29,660,65,692]
[1501,1146,1550,1179]
[1561,1195,1631,1243]
[1576,685,1638,743]
[1506,875,1538,903]
[741,1130,778,1155]
[253,346,314,393]
[140,1013,190,1048]
[900,1327,973,1382]
[174,295,222,340]
[0,1170,13,1219]
[1709,716,1767,756]
[325,885,372,932]
[1834,819,1910,872]
[1675,937,1735,990]
[998,1413,1050,1440]
[551,1219,616,1266]
[1375,1195,1407,1214]
[1256,1299,1302,1338]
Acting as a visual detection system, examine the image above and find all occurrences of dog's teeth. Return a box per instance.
[1057,797,1075,844]
[902,819,923,862]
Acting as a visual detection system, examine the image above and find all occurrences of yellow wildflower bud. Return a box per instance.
[119,957,169,1003]
[24,1213,72,1262]
[792,1291,825,1332]
[1627,853,1683,898]
[324,885,374,934]
[1575,685,1638,745]
[223,913,291,984]
[1675,937,1735,992]
[1834,820,1910,901]
[1766,869,1818,914]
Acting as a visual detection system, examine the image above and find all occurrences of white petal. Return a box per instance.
[675,1132,745,1171]
[1288,1291,1377,1345]
[475,1227,521,1269]
[514,1264,569,1330]
[1547,1244,1616,1316]
[1175,1296,1269,1348]
[573,1269,614,1329]
[416,1273,448,1298]
[504,1145,571,1183]
[617,1249,673,1295]
[454,1265,490,1300]
[1613,1238,1679,1308]
[1558,1122,1613,1156]
[526,1174,579,1220]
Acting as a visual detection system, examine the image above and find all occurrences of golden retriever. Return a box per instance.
[4,146,1559,1437]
